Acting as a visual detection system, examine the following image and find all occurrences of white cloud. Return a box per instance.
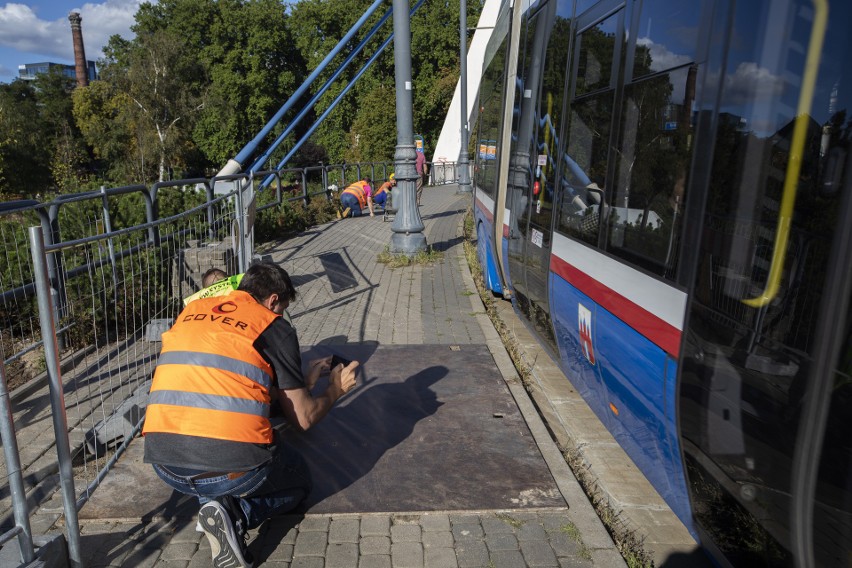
[636,37,692,74]
[0,1,141,62]
[0,4,63,57]
[722,61,786,106]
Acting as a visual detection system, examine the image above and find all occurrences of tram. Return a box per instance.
[470,0,852,566]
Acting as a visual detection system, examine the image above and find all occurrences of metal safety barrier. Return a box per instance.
[0,160,409,565]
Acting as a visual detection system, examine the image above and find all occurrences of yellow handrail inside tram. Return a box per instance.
[743,0,828,308]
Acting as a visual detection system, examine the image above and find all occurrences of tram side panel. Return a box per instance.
[549,233,693,530]
[473,191,504,295]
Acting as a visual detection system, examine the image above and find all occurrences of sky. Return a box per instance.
[0,0,144,83]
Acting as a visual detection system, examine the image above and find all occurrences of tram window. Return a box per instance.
[680,0,852,564]
[605,65,696,279]
[474,30,510,198]
[632,2,702,81]
[557,92,614,247]
[575,12,620,97]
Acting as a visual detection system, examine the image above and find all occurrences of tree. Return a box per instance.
[73,80,143,182]
[32,69,92,192]
[346,83,396,163]
[0,80,52,198]
[101,29,206,182]
[133,0,306,170]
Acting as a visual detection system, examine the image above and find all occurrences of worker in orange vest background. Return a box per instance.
[339,177,375,217]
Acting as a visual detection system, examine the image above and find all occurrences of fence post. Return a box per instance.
[234,180,249,273]
[45,205,66,351]
[142,186,160,247]
[100,186,119,297]
[205,183,217,242]
[301,169,309,205]
[0,359,35,563]
[28,226,83,568]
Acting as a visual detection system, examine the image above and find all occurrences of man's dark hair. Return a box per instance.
[238,262,297,303]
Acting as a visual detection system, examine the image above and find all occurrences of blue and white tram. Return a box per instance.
[471,0,852,566]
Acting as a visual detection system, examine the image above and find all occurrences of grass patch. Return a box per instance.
[562,447,654,567]
[377,245,444,267]
[494,512,524,529]
[461,218,533,387]
[461,207,653,568]
[561,521,593,561]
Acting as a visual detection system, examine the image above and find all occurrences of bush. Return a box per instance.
[255,193,338,242]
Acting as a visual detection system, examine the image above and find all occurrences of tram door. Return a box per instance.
[677,0,852,565]
[506,0,565,349]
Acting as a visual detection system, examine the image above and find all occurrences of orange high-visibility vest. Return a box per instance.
[376,182,391,199]
[342,180,370,207]
[143,291,278,445]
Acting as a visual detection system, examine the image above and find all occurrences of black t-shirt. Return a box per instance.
[144,317,305,472]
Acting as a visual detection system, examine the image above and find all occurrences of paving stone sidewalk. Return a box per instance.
[15,184,626,568]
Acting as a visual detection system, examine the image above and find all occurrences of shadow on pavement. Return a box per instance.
[293,344,565,513]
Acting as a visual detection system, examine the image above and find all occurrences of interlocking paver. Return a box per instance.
[329,517,360,543]
[392,524,422,543]
[392,541,424,568]
[294,530,327,556]
[361,535,392,555]
[361,516,391,536]
[519,540,559,566]
[424,547,458,568]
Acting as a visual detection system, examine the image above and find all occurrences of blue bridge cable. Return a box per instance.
[247,4,396,175]
[259,0,426,190]
[229,0,386,170]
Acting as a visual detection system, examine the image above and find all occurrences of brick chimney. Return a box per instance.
[68,12,88,88]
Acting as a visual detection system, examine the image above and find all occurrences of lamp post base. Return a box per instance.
[390,232,428,255]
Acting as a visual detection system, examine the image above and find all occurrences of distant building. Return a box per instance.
[16,61,98,83]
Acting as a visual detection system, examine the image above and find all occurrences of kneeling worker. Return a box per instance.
[339,177,374,217]
[372,174,395,211]
[143,262,359,567]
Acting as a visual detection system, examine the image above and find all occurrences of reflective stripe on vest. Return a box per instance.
[149,390,269,416]
[157,351,272,390]
[342,180,369,207]
[143,291,278,444]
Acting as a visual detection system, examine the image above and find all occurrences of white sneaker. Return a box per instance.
[198,500,254,568]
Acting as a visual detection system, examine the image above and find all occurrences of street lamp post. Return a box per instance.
[390,0,427,254]
[457,0,471,192]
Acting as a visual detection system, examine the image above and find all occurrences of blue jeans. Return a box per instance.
[339,193,363,216]
[153,443,312,529]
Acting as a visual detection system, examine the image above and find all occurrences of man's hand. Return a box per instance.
[278,359,359,431]
[305,356,332,390]
[329,360,359,401]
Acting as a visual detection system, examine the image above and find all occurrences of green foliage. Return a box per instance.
[255,194,338,242]
[133,0,306,168]
[0,80,54,198]
[346,83,397,163]
[4,0,482,193]
[376,245,444,267]
[156,186,208,218]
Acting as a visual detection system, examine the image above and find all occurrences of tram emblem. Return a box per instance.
[578,303,595,365]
